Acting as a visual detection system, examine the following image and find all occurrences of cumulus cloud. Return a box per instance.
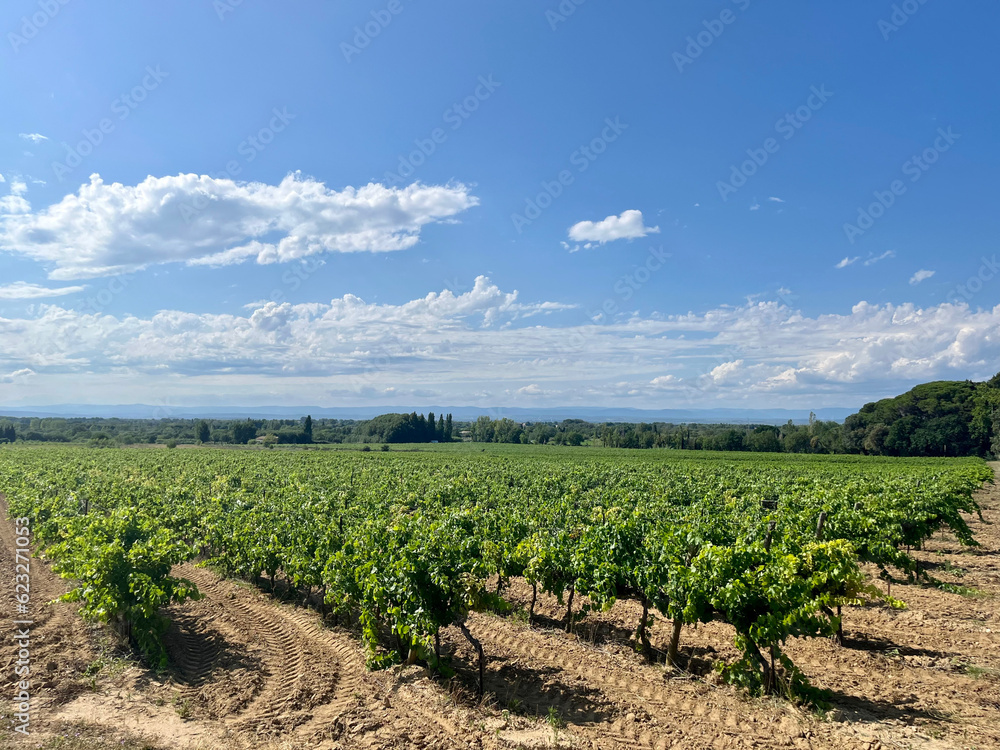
[836,256,859,269]
[0,282,86,299]
[909,269,935,285]
[0,196,30,214]
[19,133,48,144]
[0,173,478,280]
[567,210,660,245]
[516,384,543,396]
[649,374,680,388]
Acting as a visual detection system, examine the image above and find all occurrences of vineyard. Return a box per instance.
[1,444,997,749]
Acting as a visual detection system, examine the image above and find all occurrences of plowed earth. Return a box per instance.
[1,465,997,749]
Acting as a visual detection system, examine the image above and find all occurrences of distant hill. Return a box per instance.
[843,373,1000,457]
[0,403,854,425]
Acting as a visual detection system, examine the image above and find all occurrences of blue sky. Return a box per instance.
[1,0,998,410]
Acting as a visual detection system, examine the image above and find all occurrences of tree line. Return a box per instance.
[0,413,454,447]
[450,372,1000,458]
[1,372,997,457]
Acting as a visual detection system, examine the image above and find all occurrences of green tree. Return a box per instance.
[863,423,889,454]
[471,416,495,443]
[196,420,211,444]
[231,420,257,444]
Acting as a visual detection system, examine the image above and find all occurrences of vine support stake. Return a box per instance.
[528,581,537,627]
[764,521,776,552]
[457,622,485,699]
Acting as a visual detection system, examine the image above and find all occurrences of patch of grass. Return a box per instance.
[546,705,564,743]
[936,581,990,598]
[547,705,564,730]
[940,561,967,578]
[170,691,192,720]
[508,606,529,626]
[959,663,1000,680]
[83,653,131,681]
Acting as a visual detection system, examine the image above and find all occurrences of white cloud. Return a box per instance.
[650,374,680,388]
[836,256,859,269]
[909,269,935,285]
[0,368,35,384]
[0,173,478,280]
[0,196,30,214]
[568,210,660,245]
[1,278,998,408]
[749,201,760,211]
[18,133,48,144]
[0,282,86,299]
[0,174,5,183]
[864,250,895,266]
[768,197,784,203]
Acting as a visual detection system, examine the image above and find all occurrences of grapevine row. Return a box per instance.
[0,445,990,696]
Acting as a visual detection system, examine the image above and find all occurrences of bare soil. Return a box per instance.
[1,465,998,750]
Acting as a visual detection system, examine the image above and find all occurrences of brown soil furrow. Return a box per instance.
[175,565,323,730]
[0,493,96,706]
[468,619,675,708]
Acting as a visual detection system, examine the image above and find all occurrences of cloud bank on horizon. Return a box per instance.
[1,272,997,409]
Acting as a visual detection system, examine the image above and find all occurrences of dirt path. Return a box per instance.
[50,563,478,749]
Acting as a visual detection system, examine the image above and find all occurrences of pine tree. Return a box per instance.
[428,412,436,442]
[196,420,211,444]
[304,415,313,442]
[445,414,453,441]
